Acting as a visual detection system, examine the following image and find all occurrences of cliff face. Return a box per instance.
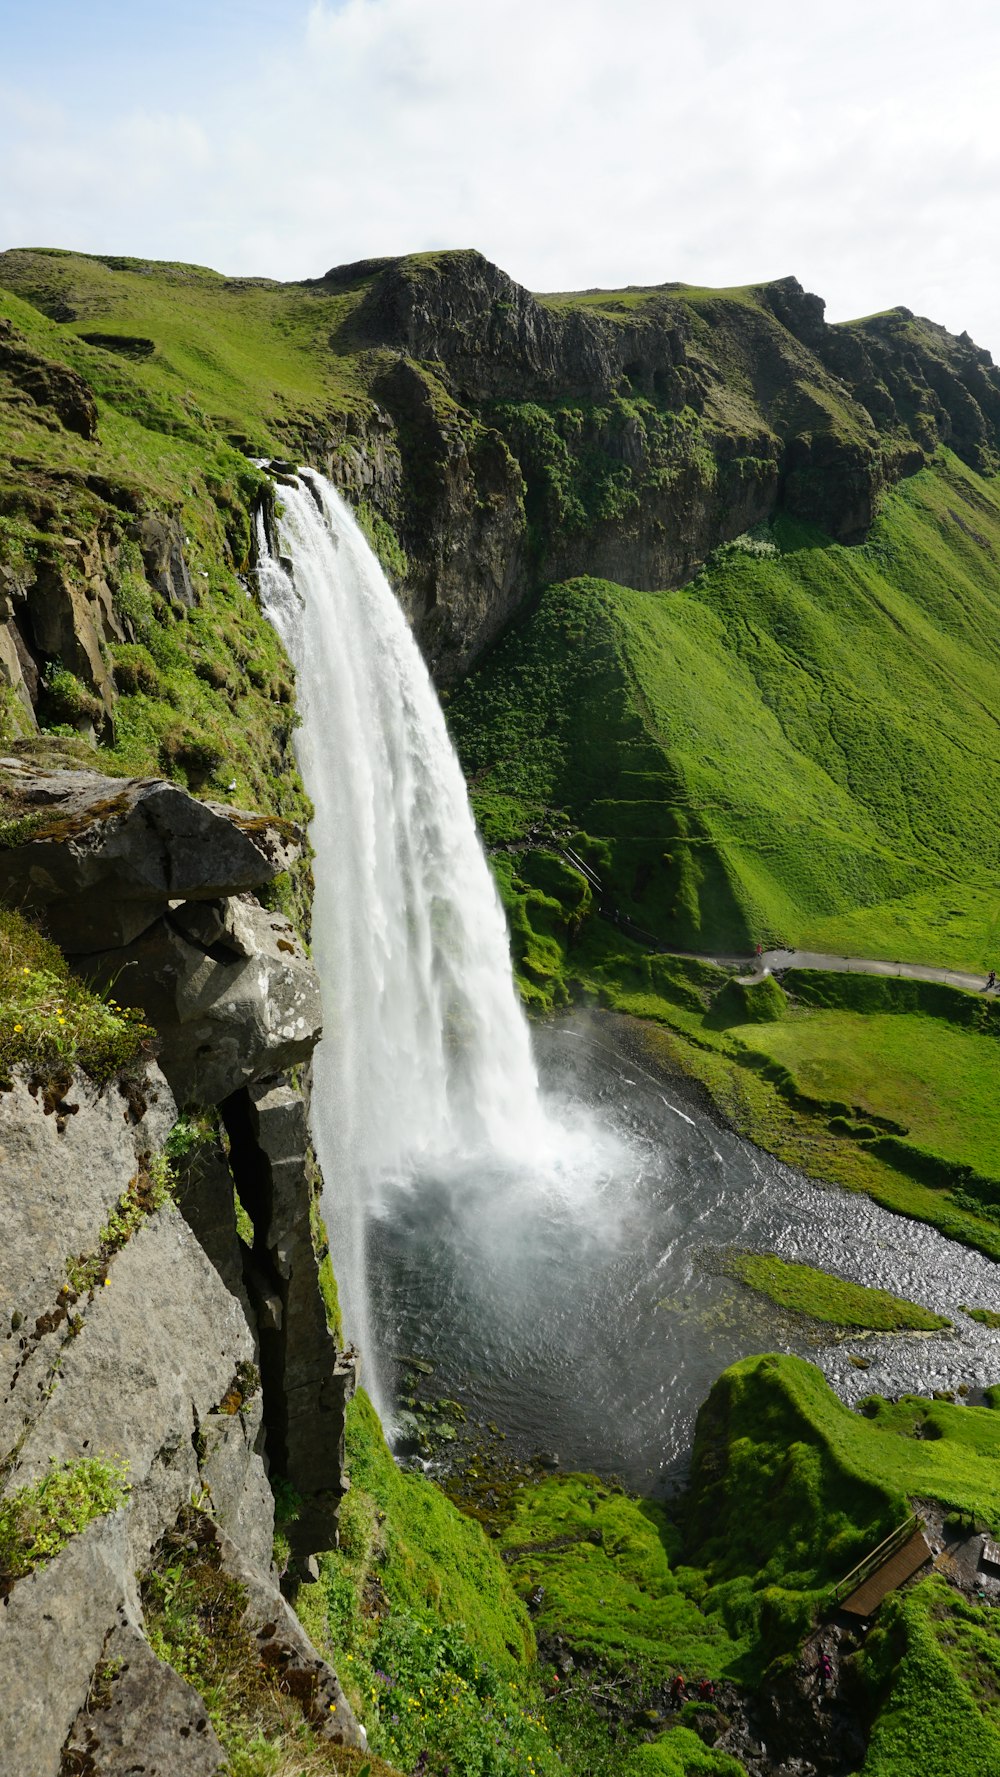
[328,252,1000,656]
[0,767,362,1773]
[2,245,999,708]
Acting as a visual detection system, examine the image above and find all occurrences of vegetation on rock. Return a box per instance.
[141,1507,396,1777]
[0,1455,130,1595]
[0,905,154,1084]
[296,1391,559,1775]
[725,1255,950,1331]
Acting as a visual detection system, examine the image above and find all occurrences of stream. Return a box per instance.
[370,1011,1000,1493]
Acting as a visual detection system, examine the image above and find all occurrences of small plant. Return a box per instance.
[0,1456,130,1596]
[66,1152,177,1293]
[164,1110,217,1159]
[39,661,105,730]
[0,907,155,1087]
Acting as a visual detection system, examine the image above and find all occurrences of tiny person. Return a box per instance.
[670,1672,687,1710]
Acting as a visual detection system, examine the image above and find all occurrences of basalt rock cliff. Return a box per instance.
[1,769,362,1774]
[1,244,999,724]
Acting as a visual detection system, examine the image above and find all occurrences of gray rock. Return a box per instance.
[134,513,196,608]
[216,1519,363,1746]
[86,897,322,1104]
[0,1065,175,1459]
[0,761,299,952]
[11,1204,266,1553]
[173,1136,252,1311]
[0,1509,133,1777]
[61,1621,226,1775]
[222,1077,354,1556]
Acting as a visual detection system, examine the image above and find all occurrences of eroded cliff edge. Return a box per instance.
[2,245,1000,719]
[0,766,363,1775]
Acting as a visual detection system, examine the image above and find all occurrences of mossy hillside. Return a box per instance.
[500,1475,741,1681]
[296,1391,564,1776]
[726,1255,950,1332]
[856,1577,1000,1777]
[687,1355,1000,1613]
[337,1390,532,1661]
[449,454,1000,975]
[619,1730,748,1777]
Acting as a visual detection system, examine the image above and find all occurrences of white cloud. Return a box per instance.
[2,0,999,353]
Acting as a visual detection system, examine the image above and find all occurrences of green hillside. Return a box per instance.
[449,451,1000,977]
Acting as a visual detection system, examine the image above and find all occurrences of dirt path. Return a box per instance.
[733,946,991,993]
[553,847,995,994]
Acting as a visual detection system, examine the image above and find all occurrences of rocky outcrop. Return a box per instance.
[0,760,298,952]
[295,252,1000,678]
[86,894,322,1103]
[0,1064,340,1775]
[61,1619,229,1776]
[221,1079,355,1558]
[0,764,360,1772]
[0,467,201,742]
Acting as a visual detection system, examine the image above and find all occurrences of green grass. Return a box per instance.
[961,1306,1000,1328]
[500,1476,740,1682]
[688,1356,1000,1599]
[336,1390,533,1663]
[449,455,1000,976]
[295,1391,566,1776]
[0,1457,130,1595]
[726,993,1000,1191]
[619,1730,748,1776]
[726,1255,950,1332]
[0,906,154,1084]
[857,1577,1000,1777]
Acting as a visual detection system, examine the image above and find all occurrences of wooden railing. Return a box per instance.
[831,1513,922,1606]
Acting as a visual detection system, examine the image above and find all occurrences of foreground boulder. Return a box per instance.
[0,1064,362,1776]
[0,759,299,952]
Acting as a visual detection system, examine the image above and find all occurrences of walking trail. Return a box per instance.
[553,844,994,995]
[729,947,990,993]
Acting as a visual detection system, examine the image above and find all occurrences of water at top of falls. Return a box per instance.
[255,470,616,1395]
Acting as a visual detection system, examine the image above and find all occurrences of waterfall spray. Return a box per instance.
[256,470,554,1399]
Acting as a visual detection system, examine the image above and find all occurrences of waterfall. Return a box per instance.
[255,469,554,1393]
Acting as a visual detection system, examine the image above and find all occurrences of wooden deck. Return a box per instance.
[838,1528,933,1617]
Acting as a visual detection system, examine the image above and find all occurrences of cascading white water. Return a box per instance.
[255,470,563,1393]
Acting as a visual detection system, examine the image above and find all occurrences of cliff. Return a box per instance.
[2,244,999,734]
[0,769,363,1773]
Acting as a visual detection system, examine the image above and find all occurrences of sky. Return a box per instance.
[2,0,999,352]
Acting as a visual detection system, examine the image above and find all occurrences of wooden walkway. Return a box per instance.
[838,1527,933,1617]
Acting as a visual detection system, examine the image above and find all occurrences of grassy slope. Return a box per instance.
[488,1356,1000,1774]
[732,1003,1000,1182]
[449,453,1000,975]
[0,248,374,448]
[500,1476,740,1681]
[0,277,316,849]
[296,1392,564,1776]
[687,1356,1000,1777]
